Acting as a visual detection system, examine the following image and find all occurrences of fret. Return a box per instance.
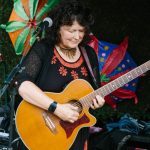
[99,86,107,95]
[122,74,130,84]
[81,96,87,105]
[107,83,114,93]
[88,92,99,104]
[117,77,125,87]
[121,76,127,84]
[141,64,148,72]
[111,81,118,90]
[145,61,150,70]
[132,69,139,78]
[115,78,122,88]
[87,94,93,101]
[80,98,88,107]
[109,82,116,92]
[99,91,105,97]
[132,68,139,78]
[87,97,92,106]
[84,96,92,107]
[130,70,137,79]
[85,97,91,107]
[95,90,103,97]
[91,92,97,99]
[96,86,107,97]
[139,66,144,74]
[126,72,134,82]
[135,67,143,75]
[104,84,111,94]
[96,86,108,97]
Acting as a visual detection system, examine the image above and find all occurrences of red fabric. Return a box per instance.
[104,89,138,109]
[101,37,128,75]
[112,89,138,104]
[109,70,130,80]
[88,35,99,55]
[105,96,117,109]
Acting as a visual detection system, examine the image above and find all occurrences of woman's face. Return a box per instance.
[58,21,85,48]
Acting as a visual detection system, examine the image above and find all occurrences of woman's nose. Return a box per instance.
[73,31,80,40]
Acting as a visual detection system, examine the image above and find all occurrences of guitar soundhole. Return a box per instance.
[69,100,83,113]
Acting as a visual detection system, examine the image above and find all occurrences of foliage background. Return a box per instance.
[0,0,150,122]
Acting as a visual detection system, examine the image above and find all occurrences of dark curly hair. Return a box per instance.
[46,0,94,46]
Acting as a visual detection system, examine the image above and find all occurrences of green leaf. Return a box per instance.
[14,27,30,55]
[29,0,39,19]
[14,0,29,21]
[101,74,110,82]
[29,28,37,46]
[30,35,37,46]
[35,0,60,20]
[5,21,27,32]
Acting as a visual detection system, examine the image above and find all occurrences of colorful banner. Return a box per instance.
[89,35,138,109]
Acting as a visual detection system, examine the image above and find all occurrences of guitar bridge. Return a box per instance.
[42,111,57,134]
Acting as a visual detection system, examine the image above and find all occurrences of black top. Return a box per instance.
[17,40,100,92]
[16,40,100,150]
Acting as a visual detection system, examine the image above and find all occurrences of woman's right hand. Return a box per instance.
[54,103,79,123]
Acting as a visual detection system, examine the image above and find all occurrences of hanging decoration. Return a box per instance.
[88,35,138,109]
[0,0,60,56]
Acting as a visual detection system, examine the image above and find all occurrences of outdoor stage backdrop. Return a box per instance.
[0,0,150,121]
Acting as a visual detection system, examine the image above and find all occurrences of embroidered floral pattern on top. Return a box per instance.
[71,70,79,79]
[50,48,90,80]
[59,66,68,76]
[81,67,88,76]
[51,56,57,64]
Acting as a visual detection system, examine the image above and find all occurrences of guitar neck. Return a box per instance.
[80,60,150,107]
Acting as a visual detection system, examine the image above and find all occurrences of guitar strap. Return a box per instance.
[81,47,99,89]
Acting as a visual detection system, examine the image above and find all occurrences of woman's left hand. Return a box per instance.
[90,95,105,109]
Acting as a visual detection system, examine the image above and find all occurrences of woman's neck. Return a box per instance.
[55,45,81,63]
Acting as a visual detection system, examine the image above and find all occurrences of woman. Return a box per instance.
[17,0,105,149]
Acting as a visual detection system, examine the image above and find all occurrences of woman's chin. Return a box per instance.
[69,44,79,48]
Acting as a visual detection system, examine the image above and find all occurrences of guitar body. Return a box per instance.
[16,79,97,150]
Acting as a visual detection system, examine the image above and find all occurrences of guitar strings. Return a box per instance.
[45,99,92,128]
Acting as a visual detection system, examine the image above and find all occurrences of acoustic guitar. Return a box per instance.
[16,60,149,150]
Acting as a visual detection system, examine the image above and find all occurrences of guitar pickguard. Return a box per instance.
[60,113,90,138]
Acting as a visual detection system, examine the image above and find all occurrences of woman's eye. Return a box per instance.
[69,30,74,33]
[80,31,84,33]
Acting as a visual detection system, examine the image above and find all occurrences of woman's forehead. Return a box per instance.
[61,21,85,30]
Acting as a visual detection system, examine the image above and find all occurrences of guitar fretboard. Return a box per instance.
[80,60,150,107]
